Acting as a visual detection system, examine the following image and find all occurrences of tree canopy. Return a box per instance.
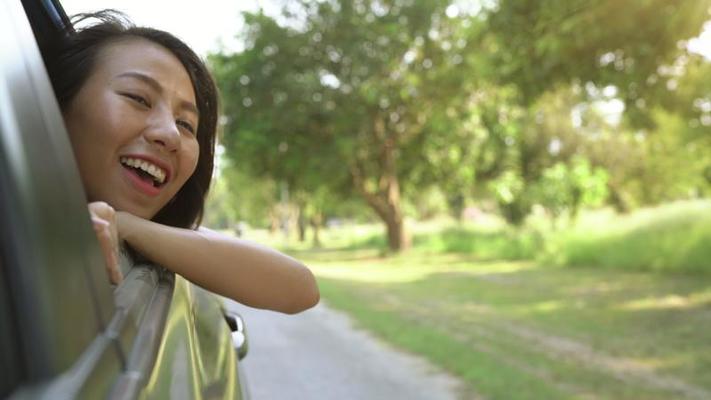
[210,0,711,249]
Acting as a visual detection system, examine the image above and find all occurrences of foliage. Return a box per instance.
[638,110,711,202]
[656,52,711,137]
[212,0,478,250]
[412,224,541,260]
[288,199,711,274]
[404,186,450,220]
[485,0,710,127]
[203,175,238,230]
[488,170,528,224]
[579,109,711,212]
[543,200,711,273]
[210,0,711,242]
[530,157,609,221]
[205,158,280,228]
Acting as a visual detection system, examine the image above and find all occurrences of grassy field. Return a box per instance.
[251,200,711,399]
[298,251,711,400]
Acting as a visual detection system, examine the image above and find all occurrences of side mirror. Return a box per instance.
[224,311,248,360]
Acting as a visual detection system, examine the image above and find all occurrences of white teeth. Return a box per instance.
[120,156,167,184]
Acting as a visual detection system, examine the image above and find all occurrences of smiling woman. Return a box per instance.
[62,38,201,220]
[47,10,319,314]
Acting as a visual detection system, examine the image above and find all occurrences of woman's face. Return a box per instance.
[63,38,200,219]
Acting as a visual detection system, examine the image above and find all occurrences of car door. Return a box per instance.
[1,1,248,398]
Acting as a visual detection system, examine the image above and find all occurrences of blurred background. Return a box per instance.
[64,1,711,398]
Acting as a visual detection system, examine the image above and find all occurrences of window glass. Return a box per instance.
[0,232,23,397]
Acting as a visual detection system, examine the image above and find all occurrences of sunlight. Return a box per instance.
[312,260,535,283]
[688,21,711,60]
[617,291,711,311]
[529,300,564,313]
[312,265,432,283]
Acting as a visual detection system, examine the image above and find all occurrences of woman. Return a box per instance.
[48,10,319,314]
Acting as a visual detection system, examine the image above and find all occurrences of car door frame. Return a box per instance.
[2,1,248,398]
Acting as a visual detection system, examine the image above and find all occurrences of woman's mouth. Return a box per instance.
[120,156,167,186]
[119,156,169,196]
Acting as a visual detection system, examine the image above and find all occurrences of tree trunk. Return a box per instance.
[310,212,323,248]
[349,115,411,252]
[297,208,306,242]
[499,197,529,226]
[356,190,409,251]
[269,212,279,235]
[350,163,410,251]
[383,209,409,251]
[447,192,465,221]
[608,183,631,213]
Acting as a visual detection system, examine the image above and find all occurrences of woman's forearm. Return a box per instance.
[116,211,319,314]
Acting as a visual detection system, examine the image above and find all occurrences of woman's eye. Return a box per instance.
[122,92,151,107]
[177,120,196,135]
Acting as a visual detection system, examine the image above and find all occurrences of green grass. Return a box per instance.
[248,200,711,399]
[301,250,711,400]
[320,277,565,400]
[412,225,542,260]
[542,200,711,273]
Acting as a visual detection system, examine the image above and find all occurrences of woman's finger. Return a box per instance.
[90,205,123,284]
[97,223,123,284]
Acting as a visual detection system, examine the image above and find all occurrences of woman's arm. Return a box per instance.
[116,211,319,314]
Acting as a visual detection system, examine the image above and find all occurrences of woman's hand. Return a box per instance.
[88,201,123,284]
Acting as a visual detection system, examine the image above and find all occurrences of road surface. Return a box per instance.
[224,300,466,400]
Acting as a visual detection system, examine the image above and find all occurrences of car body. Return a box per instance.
[0,0,249,398]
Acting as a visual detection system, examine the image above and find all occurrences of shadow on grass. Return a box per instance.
[315,259,711,400]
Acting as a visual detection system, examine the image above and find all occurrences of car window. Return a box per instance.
[1,0,117,385]
[0,247,23,398]
[6,2,248,399]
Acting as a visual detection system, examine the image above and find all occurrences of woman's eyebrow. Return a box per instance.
[116,71,199,117]
[116,71,162,92]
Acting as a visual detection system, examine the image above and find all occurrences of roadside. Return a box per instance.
[224,299,470,400]
[306,249,711,400]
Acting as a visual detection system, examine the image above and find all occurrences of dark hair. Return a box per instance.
[47,10,218,229]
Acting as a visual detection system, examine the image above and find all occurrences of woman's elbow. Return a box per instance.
[285,268,320,314]
[303,278,321,310]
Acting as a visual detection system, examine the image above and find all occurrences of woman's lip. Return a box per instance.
[121,153,172,183]
[121,165,162,197]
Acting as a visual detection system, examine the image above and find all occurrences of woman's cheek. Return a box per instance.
[183,139,200,180]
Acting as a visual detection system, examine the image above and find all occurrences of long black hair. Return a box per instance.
[47,10,218,229]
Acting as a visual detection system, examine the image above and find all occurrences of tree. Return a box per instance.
[484,0,710,127]
[212,0,478,251]
[211,0,711,240]
[477,0,710,219]
[205,157,281,229]
[531,157,609,224]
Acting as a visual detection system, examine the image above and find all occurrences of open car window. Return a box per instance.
[2,0,125,397]
[4,1,248,398]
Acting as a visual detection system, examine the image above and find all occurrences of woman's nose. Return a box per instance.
[144,111,180,152]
